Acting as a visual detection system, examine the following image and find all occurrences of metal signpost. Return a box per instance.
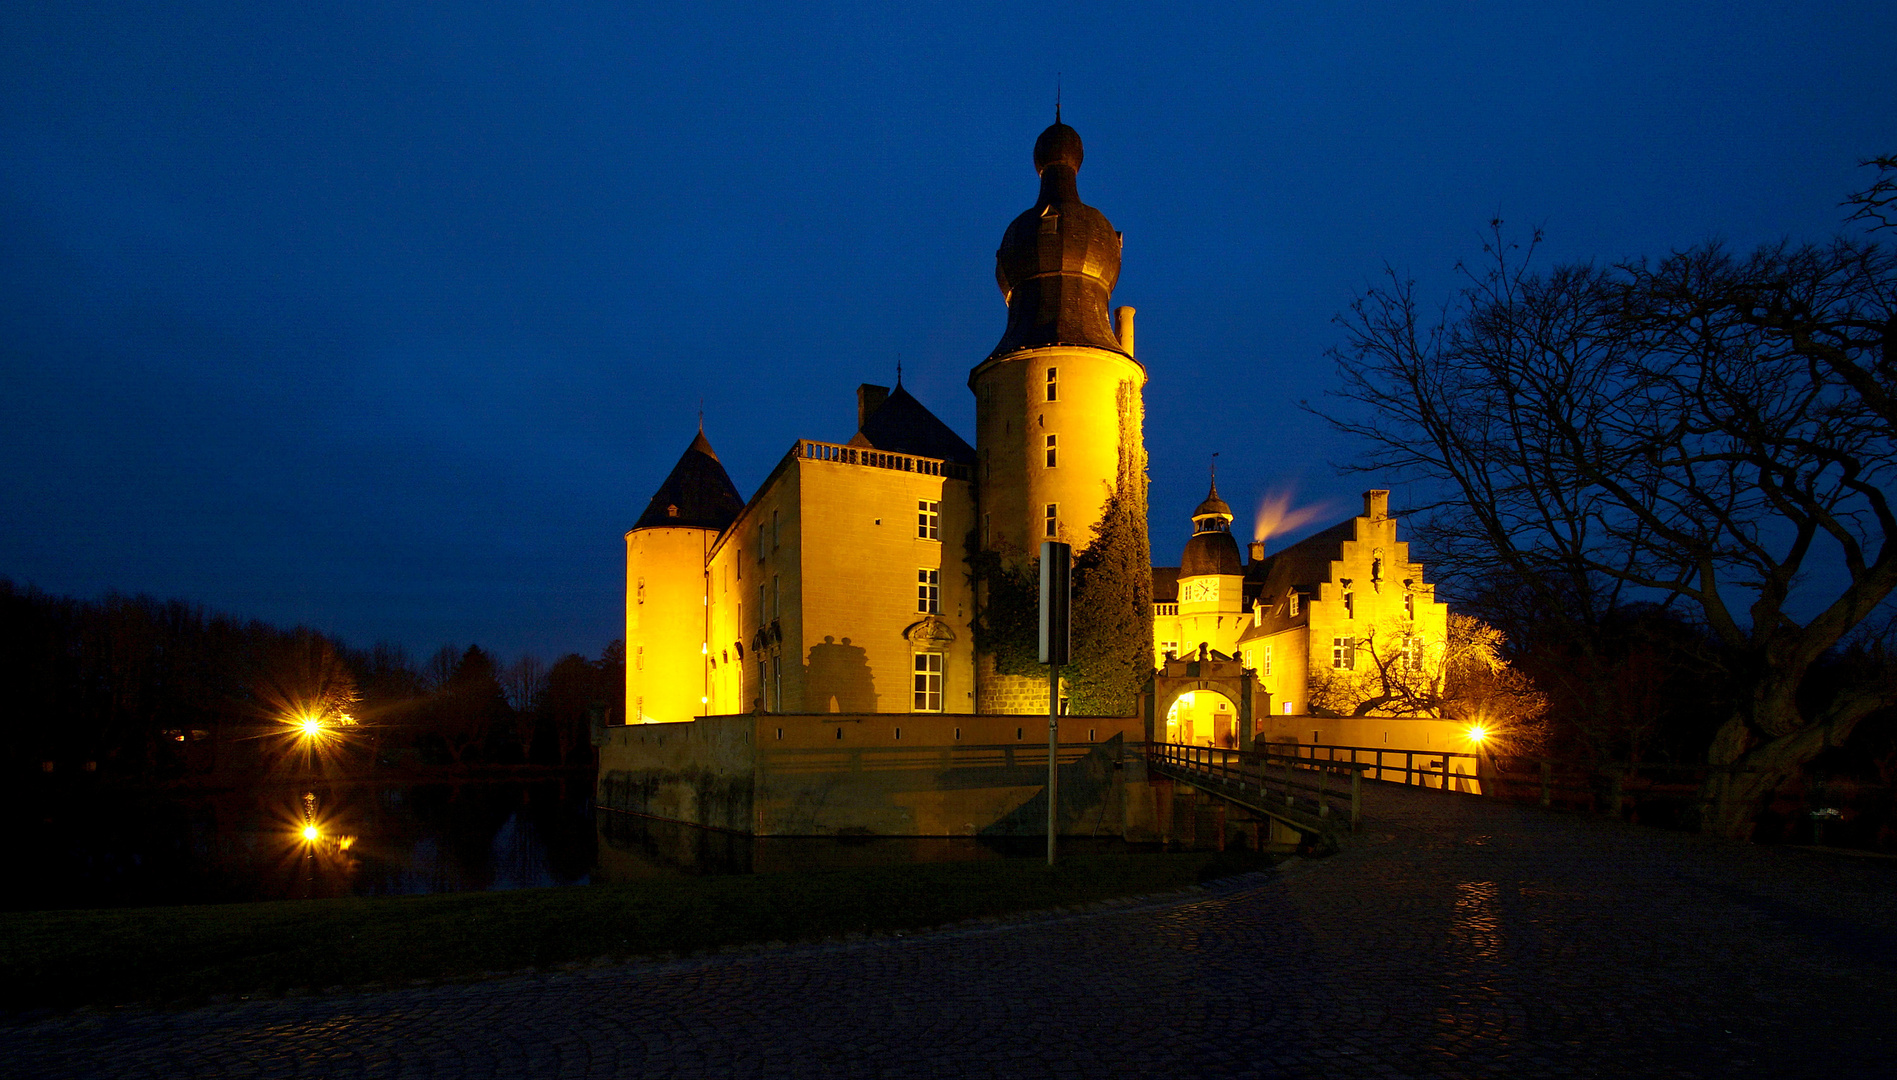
[1039,541,1072,866]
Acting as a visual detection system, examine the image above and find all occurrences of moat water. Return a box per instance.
[15,779,1159,909]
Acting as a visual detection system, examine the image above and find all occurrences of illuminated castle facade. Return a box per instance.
[624,118,1446,735]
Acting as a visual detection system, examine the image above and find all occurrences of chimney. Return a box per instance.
[1364,490,1390,519]
[1115,306,1137,357]
[1248,540,1265,564]
[857,384,890,430]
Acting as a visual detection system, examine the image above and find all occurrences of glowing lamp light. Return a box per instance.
[301,824,320,842]
[298,716,324,739]
[1467,725,1489,744]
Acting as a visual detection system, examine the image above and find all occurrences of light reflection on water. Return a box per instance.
[16,778,597,909]
[593,809,1166,881]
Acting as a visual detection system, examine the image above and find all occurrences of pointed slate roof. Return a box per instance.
[633,429,746,531]
[856,384,976,465]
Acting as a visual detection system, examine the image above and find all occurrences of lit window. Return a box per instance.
[1044,503,1058,538]
[1332,636,1355,670]
[1044,434,1057,468]
[1046,367,1058,402]
[1289,593,1300,617]
[917,568,940,614]
[917,499,940,540]
[913,652,944,712]
[1401,633,1422,671]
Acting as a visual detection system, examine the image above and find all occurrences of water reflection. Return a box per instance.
[594,809,1164,881]
[15,778,597,909]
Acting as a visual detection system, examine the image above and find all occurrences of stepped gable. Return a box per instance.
[633,429,746,531]
[854,384,976,465]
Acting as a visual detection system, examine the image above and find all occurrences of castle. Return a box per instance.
[622,116,1447,741]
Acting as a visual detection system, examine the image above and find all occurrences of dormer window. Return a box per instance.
[666,504,679,518]
[1289,593,1300,618]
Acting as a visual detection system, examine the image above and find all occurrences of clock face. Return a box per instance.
[1185,578,1219,603]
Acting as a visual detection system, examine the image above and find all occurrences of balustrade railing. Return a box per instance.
[796,440,973,481]
[1283,741,1482,793]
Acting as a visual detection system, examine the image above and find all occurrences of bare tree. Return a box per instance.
[503,654,547,762]
[1327,211,1897,838]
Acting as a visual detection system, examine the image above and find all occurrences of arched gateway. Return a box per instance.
[1139,645,1271,751]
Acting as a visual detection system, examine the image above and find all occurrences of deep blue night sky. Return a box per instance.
[3,2,1892,663]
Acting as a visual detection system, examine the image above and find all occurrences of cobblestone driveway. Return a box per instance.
[7,785,1894,1078]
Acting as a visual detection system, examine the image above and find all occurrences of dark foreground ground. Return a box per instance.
[6,783,1894,1078]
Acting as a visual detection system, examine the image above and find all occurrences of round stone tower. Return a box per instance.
[971,114,1148,712]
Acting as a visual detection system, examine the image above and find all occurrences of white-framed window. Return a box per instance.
[1044,434,1057,468]
[1401,633,1421,671]
[772,654,782,710]
[917,567,940,613]
[1332,636,1355,670]
[912,652,943,712]
[1044,503,1058,538]
[1045,367,1058,401]
[1159,640,1178,659]
[1289,593,1300,617]
[1283,701,1294,715]
[917,499,940,540]
[1262,642,1273,676]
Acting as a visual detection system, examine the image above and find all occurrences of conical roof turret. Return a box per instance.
[1181,475,1242,577]
[633,428,746,531]
[989,114,1126,359]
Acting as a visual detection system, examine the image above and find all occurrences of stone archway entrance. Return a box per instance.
[1139,646,1271,751]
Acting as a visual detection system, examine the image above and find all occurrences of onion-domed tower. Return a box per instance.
[971,113,1148,712]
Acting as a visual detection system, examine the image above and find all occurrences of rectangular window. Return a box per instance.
[1044,503,1058,538]
[771,509,780,551]
[917,568,940,613]
[983,512,991,547]
[772,654,782,710]
[635,645,644,670]
[1289,593,1300,617]
[757,522,766,561]
[758,581,766,620]
[1045,367,1058,401]
[917,499,940,540]
[757,660,767,710]
[1263,642,1273,676]
[1044,434,1057,468]
[1405,592,1415,619]
[772,575,780,619]
[913,652,943,712]
[1332,636,1355,670]
[1159,640,1178,659]
[1344,591,1355,619]
[1401,633,1421,671]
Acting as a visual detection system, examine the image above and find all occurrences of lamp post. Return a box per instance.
[1040,542,1072,867]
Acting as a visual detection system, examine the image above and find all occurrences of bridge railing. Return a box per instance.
[1148,741,1369,833]
[1279,741,1483,794]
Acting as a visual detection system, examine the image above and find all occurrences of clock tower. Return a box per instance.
[1171,476,1247,653]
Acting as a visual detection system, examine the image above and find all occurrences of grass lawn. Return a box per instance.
[0,849,1273,1010]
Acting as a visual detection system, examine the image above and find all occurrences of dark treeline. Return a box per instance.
[1,579,623,784]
